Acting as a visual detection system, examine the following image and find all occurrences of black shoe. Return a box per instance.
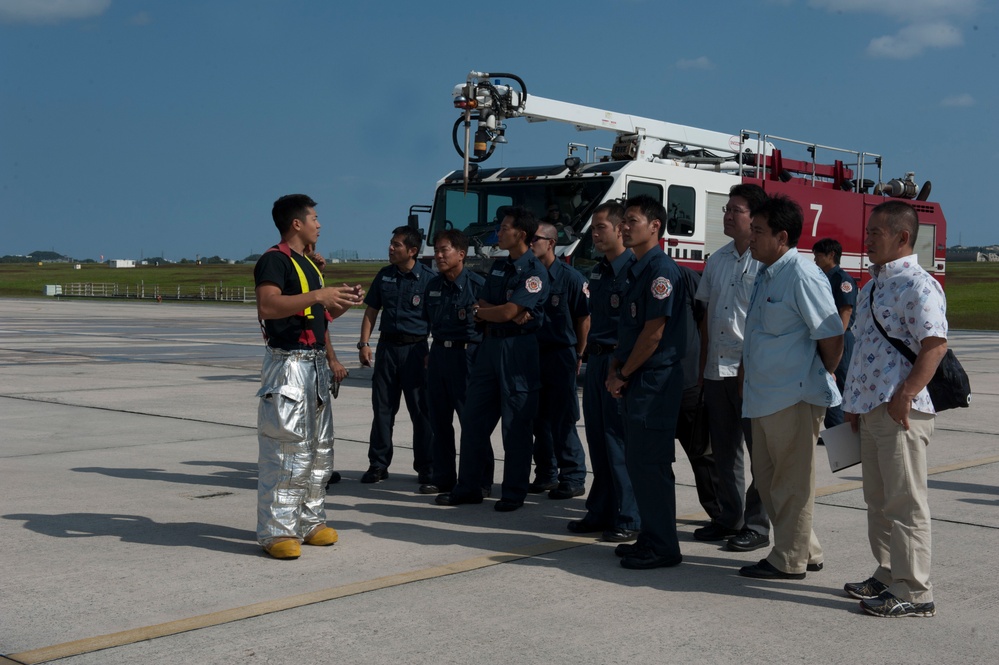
[615,542,643,558]
[418,483,441,495]
[807,562,824,572]
[693,522,739,542]
[844,577,888,600]
[621,547,682,570]
[527,479,558,494]
[494,499,524,512]
[360,467,388,484]
[548,482,585,500]
[860,591,936,618]
[417,471,433,484]
[602,528,639,543]
[566,519,606,534]
[434,492,483,506]
[325,471,341,489]
[817,437,825,446]
[727,528,770,552]
[739,558,805,580]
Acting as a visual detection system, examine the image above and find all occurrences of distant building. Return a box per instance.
[109,259,136,268]
[947,248,999,263]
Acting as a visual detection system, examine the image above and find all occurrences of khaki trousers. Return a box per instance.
[751,402,824,574]
[859,403,934,603]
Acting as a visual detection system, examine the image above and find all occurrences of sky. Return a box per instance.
[1,0,995,262]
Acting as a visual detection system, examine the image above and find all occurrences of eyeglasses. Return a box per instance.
[531,235,555,243]
[722,205,750,214]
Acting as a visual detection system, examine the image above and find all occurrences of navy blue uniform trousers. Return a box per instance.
[454,334,539,504]
[532,345,587,486]
[581,352,640,530]
[622,364,683,558]
[368,340,432,473]
[427,342,492,491]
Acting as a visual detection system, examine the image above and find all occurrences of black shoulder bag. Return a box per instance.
[868,286,971,412]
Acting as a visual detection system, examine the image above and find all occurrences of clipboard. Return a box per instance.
[821,422,862,472]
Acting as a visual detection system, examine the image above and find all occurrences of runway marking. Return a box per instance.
[8,452,999,664]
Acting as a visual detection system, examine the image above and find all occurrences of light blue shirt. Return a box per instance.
[742,247,843,418]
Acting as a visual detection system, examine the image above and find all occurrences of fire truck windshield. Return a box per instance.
[428,177,614,252]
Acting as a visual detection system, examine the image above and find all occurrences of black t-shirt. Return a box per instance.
[254,245,327,350]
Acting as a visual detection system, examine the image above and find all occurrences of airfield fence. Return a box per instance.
[60,282,254,302]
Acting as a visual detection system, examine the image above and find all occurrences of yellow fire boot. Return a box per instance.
[264,539,301,559]
[304,526,339,546]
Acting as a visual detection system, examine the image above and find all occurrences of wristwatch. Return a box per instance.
[615,367,631,382]
[356,342,369,349]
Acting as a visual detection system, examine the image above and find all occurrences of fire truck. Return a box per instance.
[413,70,947,284]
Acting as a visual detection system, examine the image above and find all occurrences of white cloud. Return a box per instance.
[941,93,975,107]
[129,11,151,26]
[809,0,980,59]
[676,56,714,71]
[867,21,963,58]
[0,0,111,24]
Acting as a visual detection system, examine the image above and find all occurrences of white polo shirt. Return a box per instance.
[694,240,761,380]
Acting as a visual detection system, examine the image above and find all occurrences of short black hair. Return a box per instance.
[592,201,625,224]
[502,206,539,242]
[624,194,667,239]
[433,228,469,254]
[272,194,317,235]
[871,200,919,247]
[729,183,767,210]
[392,225,423,252]
[812,237,843,264]
[753,194,802,247]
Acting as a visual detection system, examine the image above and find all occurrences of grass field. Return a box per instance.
[0,261,383,303]
[1,260,997,329]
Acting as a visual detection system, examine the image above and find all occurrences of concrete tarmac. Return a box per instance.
[1,298,997,664]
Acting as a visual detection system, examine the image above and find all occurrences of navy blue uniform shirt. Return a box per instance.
[614,246,686,370]
[826,265,857,328]
[587,250,636,347]
[481,252,549,333]
[537,259,590,346]
[364,262,435,336]
[423,268,485,342]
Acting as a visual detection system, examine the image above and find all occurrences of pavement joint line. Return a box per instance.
[4,534,597,665]
[815,453,999,498]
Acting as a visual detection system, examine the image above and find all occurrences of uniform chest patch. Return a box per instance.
[525,276,543,294]
[429,290,442,297]
[630,302,637,318]
[610,294,620,309]
[651,276,673,300]
[841,281,854,294]
[506,289,514,300]
[458,308,467,320]
[551,294,560,307]
[412,294,421,306]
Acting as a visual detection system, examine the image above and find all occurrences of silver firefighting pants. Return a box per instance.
[256,346,334,547]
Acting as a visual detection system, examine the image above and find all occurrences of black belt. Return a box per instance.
[433,339,478,349]
[586,342,617,355]
[379,332,428,345]
[485,326,531,338]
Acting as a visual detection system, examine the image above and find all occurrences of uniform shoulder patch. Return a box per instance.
[582,281,590,298]
[651,276,673,300]
[840,281,854,294]
[525,275,543,294]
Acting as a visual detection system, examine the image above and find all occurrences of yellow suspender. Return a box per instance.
[289,253,324,319]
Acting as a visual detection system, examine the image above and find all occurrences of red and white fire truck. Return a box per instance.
[414,70,947,284]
